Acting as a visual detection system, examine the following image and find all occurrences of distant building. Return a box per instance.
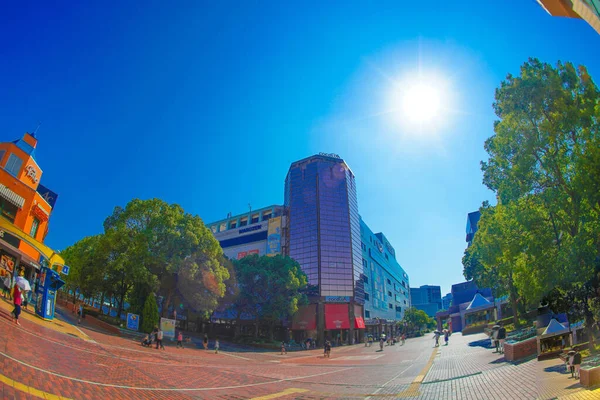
[435,281,496,334]
[410,285,442,317]
[207,205,284,260]
[536,0,600,34]
[442,293,452,310]
[466,211,480,247]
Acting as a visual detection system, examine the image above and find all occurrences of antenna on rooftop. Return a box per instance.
[32,121,42,137]
[248,203,252,212]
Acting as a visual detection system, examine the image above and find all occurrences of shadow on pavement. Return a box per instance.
[544,364,570,374]
[468,338,492,348]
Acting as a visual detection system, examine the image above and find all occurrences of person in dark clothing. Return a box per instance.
[203,334,209,350]
[497,324,507,354]
[573,351,582,379]
[324,340,332,358]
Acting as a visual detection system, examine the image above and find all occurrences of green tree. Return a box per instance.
[62,235,109,304]
[402,307,435,334]
[141,294,159,334]
[233,255,308,338]
[480,58,600,349]
[103,198,225,317]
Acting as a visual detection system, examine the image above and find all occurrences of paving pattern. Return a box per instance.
[0,305,598,399]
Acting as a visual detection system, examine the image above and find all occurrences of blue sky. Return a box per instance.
[1,1,599,295]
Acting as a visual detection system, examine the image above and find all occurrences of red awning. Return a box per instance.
[291,305,317,330]
[325,304,350,330]
[354,316,365,329]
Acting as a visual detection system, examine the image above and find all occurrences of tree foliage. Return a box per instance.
[63,198,229,321]
[141,294,159,334]
[401,307,435,333]
[233,255,308,338]
[468,58,600,349]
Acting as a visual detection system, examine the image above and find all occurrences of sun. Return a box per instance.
[401,82,441,124]
[386,73,450,133]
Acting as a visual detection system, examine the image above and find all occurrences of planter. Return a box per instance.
[504,337,537,362]
[580,365,600,388]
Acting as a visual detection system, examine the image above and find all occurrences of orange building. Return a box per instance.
[0,132,64,284]
[537,0,600,34]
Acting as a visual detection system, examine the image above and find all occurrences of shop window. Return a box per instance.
[395,306,402,312]
[262,211,271,221]
[239,217,248,227]
[5,154,23,176]
[229,221,237,229]
[0,198,18,223]
[30,217,40,238]
[251,213,259,224]
[365,310,370,318]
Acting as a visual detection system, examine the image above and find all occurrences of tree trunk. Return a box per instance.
[235,313,241,338]
[254,316,259,338]
[162,289,173,318]
[99,292,105,314]
[508,273,520,328]
[268,321,274,341]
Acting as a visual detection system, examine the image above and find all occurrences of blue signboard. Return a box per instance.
[36,184,59,209]
[61,265,70,275]
[126,313,140,331]
[325,296,350,303]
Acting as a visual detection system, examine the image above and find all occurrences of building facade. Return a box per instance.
[410,285,442,317]
[285,154,364,345]
[208,153,410,344]
[360,217,409,337]
[208,205,284,260]
[537,0,600,34]
[442,293,453,310]
[466,211,480,247]
[0,132,64,287]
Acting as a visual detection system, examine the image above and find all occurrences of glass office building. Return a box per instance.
[285,154,365,344]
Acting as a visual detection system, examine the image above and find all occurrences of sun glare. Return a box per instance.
[386,72,450,134]
[401,82,441,124]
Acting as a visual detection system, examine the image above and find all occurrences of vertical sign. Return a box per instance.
[127,313,140,331]
[267,216,281,256]
[160,317,176,339]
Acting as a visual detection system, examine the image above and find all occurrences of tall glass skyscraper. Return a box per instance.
[285,153,364,344]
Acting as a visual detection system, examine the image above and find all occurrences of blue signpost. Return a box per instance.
[126,313,140,331]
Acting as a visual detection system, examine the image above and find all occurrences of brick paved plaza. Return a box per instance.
[1,300,599,400]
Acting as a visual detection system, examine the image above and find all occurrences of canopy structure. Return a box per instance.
[466,293,493,311]
[0,217,65,268]
[324,304,350,330]
[540,319,570,339]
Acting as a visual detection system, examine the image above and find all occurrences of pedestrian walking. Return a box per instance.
[491,328,500,352]
[379,337,385,351]
[573,350,582,379]
[444,330,449,346]
[568,350,576,378]
[434,331,440,347]
[497,324,507,354]
[324,340,331,358]
[280,341,287,355]
[401,333,406,345]
[203,334,209,350]
[215,338,220,354]
[155,328,165,350]
[11,284,22,326]
[176,331,184,348]
[77,303,83,324]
